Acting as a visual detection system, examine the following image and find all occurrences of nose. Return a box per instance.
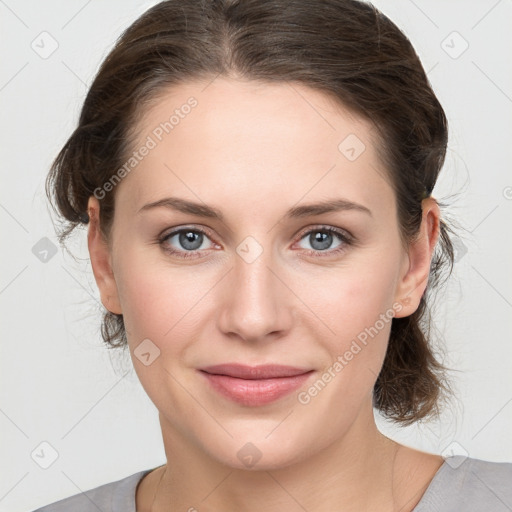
[217,241,295,344]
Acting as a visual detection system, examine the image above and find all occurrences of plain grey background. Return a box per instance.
[1,1,511,511]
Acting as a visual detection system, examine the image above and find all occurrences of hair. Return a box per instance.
[47,0,455,425]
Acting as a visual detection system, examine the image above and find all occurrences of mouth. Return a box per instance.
[198,364,315,406]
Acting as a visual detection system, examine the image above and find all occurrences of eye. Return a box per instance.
[294,226,353,257]
[159,227,217,259]
[158,225,354,260]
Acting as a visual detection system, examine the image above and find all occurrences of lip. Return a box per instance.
[199,364,314,406]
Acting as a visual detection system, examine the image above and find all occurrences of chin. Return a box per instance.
[199,431,314,472]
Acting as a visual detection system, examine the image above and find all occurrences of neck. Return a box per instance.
[148,407,428,512]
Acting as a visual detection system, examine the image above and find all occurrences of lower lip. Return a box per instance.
[200,371,314,406]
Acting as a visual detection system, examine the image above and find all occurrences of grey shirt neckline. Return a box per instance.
[111,456,463,511]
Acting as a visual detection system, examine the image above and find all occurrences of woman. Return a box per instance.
[34,0,511,511]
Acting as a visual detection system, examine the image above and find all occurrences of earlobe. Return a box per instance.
[394,197,440,318]
[87,196,122,315]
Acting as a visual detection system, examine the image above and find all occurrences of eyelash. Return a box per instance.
[158,225,354,260]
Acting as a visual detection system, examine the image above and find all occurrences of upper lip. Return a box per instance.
[199,364,313,380]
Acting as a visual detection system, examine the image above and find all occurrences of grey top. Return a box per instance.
[31,456,512,511]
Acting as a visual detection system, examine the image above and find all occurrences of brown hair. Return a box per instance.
[47,0,454,425]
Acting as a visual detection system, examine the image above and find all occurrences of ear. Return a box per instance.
[393,197,440,318]
[87,196,122,315]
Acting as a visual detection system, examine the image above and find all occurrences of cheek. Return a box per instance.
[114,253,184,343]
[114,254,210,403]
[297,251,401,343]
[113,249,221,356]
[299,252,401,393]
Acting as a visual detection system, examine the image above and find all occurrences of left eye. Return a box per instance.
[295,227,348,252]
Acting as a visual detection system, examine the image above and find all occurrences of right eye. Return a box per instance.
[159,226,218,259]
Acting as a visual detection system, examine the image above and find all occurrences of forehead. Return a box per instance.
[117,77,393,218]
[135,77,376,156]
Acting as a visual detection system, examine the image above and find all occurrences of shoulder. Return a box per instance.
[30,469,152,512]
[415,456,512,511]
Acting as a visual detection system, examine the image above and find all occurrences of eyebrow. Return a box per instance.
[138,196,372,220]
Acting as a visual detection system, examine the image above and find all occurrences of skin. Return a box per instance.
[87,77,444,511]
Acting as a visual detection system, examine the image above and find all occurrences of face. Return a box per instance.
[88,77,436,470]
